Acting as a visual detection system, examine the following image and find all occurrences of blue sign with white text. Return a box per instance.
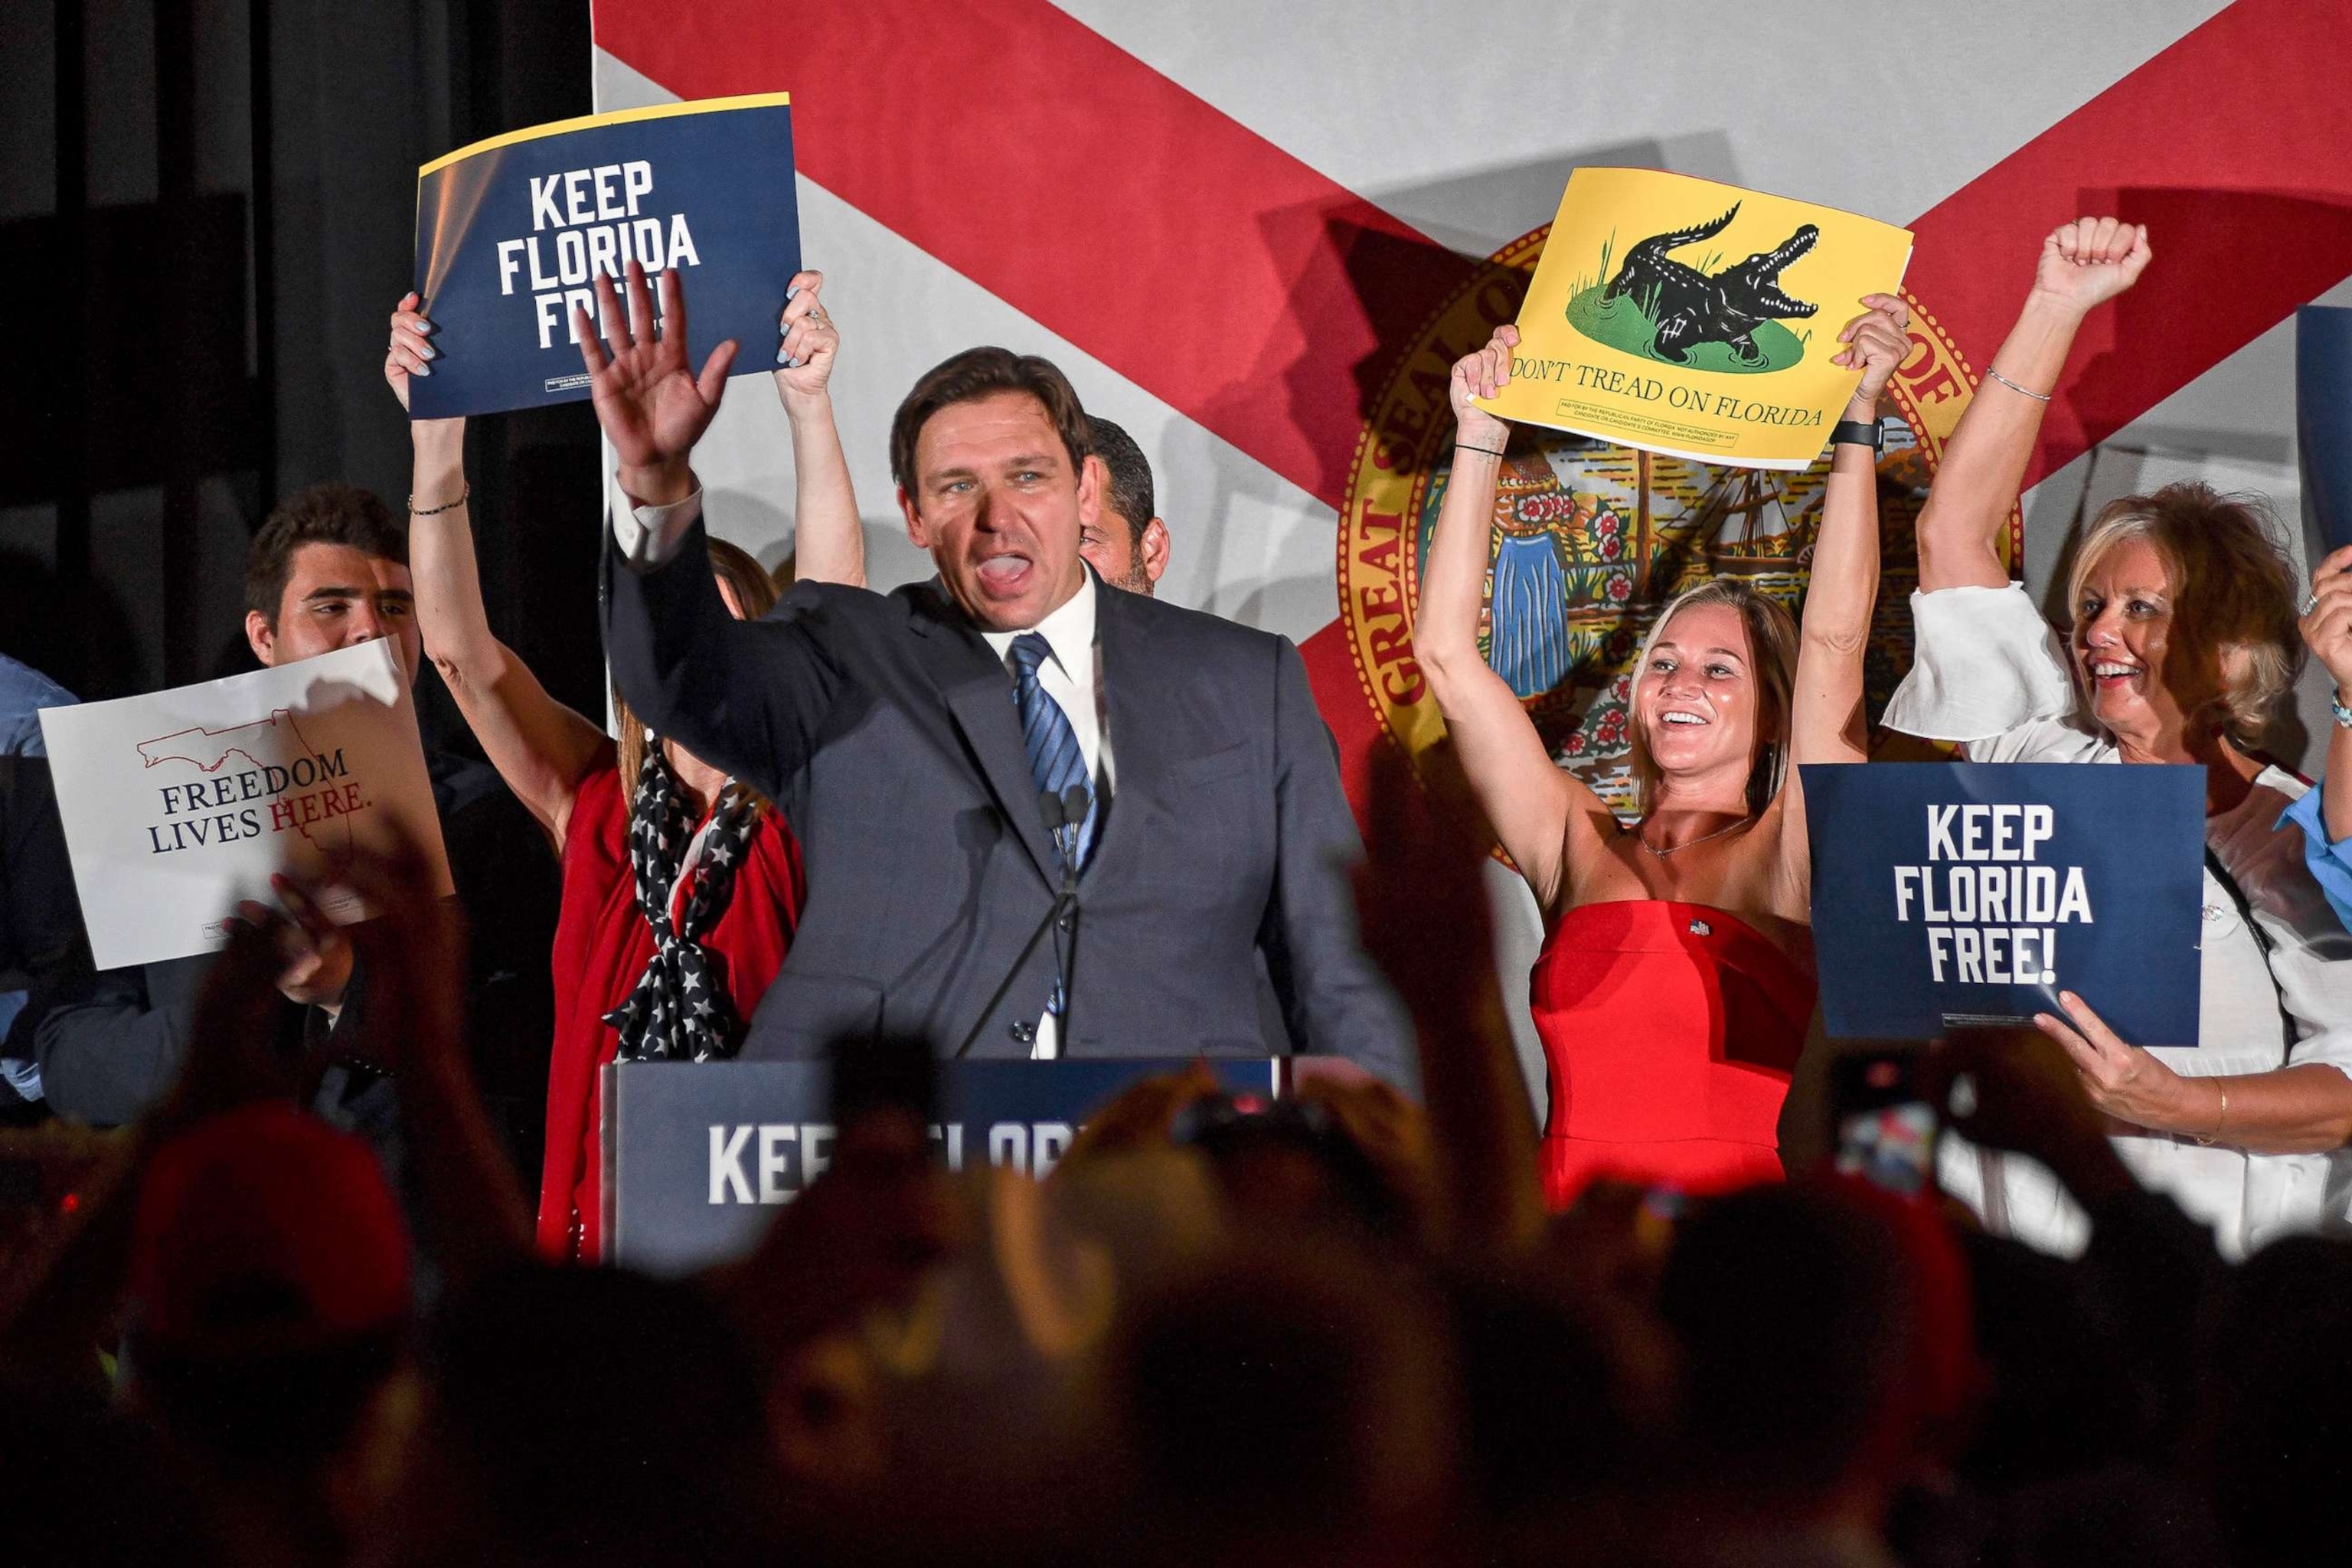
[603,1058,1286,1276]
[1802,763,2204,1046]
[409,93,798,418]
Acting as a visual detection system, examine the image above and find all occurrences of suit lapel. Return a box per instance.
[906,585,1059,885]
[1092,584,1160,870]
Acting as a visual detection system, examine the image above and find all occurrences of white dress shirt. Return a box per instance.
[615,485,1114,1058]
[982,570,1110,1059]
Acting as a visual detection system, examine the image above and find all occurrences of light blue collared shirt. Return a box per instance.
[2282,784,2352,933]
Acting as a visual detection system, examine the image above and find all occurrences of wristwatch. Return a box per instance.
[1830,419,1883,453]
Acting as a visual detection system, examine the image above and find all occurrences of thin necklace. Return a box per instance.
[1632,814,1752,858]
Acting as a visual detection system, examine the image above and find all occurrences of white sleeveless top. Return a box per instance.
[1886,584,2352,1260]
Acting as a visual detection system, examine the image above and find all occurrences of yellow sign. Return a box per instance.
[1475,168,1913,472]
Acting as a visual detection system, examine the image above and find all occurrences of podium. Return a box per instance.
[600,1057,1284,1274]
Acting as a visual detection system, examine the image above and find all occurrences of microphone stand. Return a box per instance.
[951,786,1087,1060]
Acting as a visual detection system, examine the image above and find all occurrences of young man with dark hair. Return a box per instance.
[1080,416,1170,596]
[591,262,1408,1083]
[241,482,419,678]
[37,483,560,1183]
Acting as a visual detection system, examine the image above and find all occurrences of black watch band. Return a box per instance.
[1830,419,1882,453]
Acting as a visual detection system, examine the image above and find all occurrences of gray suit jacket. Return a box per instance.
[603,522,1413,1085]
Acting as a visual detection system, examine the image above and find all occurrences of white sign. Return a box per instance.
[38,640,452,970]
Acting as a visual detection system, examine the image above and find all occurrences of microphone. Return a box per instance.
[951,786,1090,1060]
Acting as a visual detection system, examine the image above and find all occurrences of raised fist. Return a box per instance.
[2030,217,2151,314]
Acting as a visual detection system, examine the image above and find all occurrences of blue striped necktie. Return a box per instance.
[1008,632,1099,873]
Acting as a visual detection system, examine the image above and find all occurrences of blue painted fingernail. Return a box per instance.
[779,354,799,369]
[786,286,801,302]
[415,364,431,376]
[420,344,437,360]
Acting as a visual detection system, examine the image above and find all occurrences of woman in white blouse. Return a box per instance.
[1886,217,2352,1259]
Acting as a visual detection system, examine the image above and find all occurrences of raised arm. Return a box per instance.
[1416,325,1597,913]
[770,270,865,587]
[2301,544,2352,845]
[1915,218,2150,592]
[585,263,843,795]
[1778,297,1911,892]
[387,295,610,852]
[1790,296,1909,769]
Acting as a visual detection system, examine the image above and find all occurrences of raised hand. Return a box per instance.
[326,835,534,1281]
[2300,543,2352,691]
[772,269,840,407]
[387,292,464,466]
[2029,217,2151,315]
[1830,292,1912,410]
[384,292,436,411]
[1916,1024,2136,1206]
[1449,323,1519,455]
[575,260,738,505]
[235,871,354,1014]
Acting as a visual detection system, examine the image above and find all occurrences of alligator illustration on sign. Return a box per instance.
[1600,203,1819,367]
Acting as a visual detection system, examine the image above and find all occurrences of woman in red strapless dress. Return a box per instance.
[1531,900,1814,1207]
[1420,308,1905,1207]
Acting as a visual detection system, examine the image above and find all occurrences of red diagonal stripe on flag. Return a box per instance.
[1904,0,2352,488]
[595,0,1477,514]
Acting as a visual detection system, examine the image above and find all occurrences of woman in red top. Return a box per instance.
[1418,302,1906,1209]
[384,270,863,1259]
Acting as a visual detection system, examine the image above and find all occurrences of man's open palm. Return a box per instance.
[575,260,737,472]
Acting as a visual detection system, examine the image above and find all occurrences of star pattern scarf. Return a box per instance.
[603,743,760,1063]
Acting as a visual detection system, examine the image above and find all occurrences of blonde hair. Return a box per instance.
[1624,578,1799,819]
[615,536,780,817]
[2063,483,2301,750]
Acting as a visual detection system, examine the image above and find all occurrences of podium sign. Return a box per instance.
[603,1058,1282,1274]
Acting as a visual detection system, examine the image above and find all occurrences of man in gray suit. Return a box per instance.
[583,266,1410,1083]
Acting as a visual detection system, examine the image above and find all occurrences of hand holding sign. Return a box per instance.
[1830,294,1911,412]
[2034,988,2209,1135]
[577,260,735,508]
[2298,543,2352,691]
[773,268,838,402]
[2029,217,2151,317]
[1447,323,1519,454]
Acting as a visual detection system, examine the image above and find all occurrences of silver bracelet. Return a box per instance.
[1984,367,2052,403]
[2331,688,2352,730]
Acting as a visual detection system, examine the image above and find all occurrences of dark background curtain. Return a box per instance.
[0,0,603,743]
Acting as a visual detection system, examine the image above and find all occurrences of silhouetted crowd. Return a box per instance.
[1,786,2344,1568]
[8,211,2352,1568]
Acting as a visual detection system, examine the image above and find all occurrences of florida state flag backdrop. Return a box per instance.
[585,0,2352,1086]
